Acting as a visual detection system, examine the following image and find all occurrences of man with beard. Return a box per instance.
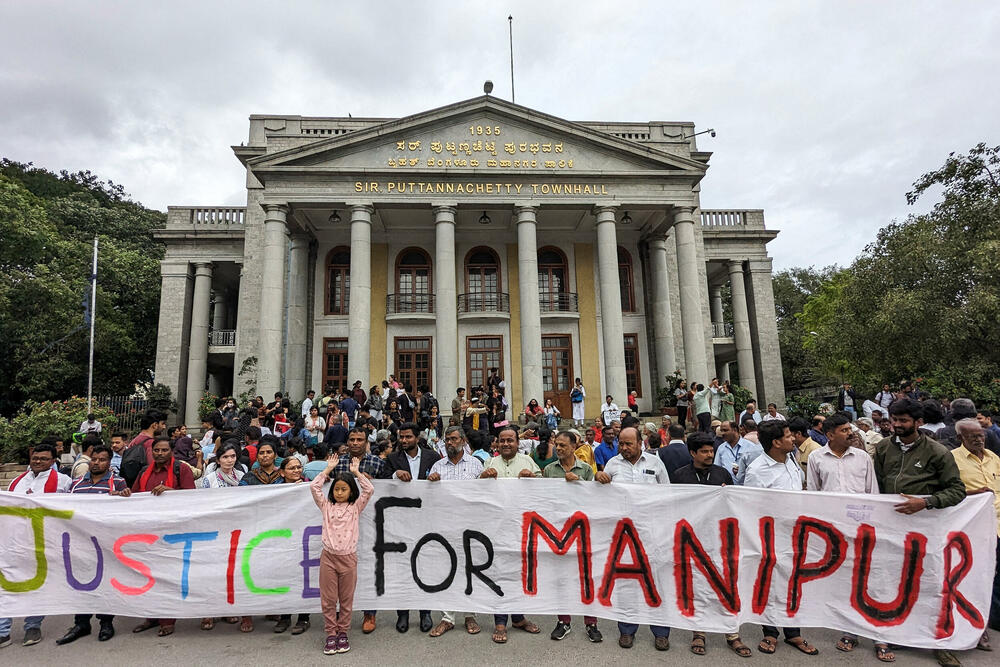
[428,427,484,638]
[57,445,130,645]
[873,398,966,667]
[386,423,440,633]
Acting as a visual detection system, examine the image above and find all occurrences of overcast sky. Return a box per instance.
[2,0,997,270]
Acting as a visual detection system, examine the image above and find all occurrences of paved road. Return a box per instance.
[1,613,993,666]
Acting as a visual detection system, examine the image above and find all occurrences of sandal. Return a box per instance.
[465,616,481,635]
[201,618,215,631]
[291,619,310,635]
[511,619,540,634]
[691,632,706,655]
[836,635,858,652]
[758,636,777,654]
[785,637,819,655]
[132,619,157,633]
[978,632,992,651]
[727,636,752,657]
[429,621,453,637]
[157,624,175,637]
[240,616,254,633]
[492,625,508,644]
[875,644,896,662]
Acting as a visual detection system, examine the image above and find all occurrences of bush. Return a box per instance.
[655,371,684,407]
[146,383,178,415]
[0,397,117,463]
[729,383,754,412]
[198,391,219,422]
[785,393,821,420]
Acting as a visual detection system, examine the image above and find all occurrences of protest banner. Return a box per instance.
[0,479,994,649]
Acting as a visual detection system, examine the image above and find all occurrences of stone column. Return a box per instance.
[516,206,544,406]
[710,285,724,325]
[720,362,731,382]
[208,372,222,397]
[284,235,309,400]
[434,205,458,414]
[258,204,288,398]
[673,206,709,382]
[347,205,373,387]
[727,260,757,396]
[154,260,193,425]
[595,206,627,402]
[184,262,213,425]
[648,234,677,385]
[212,292,226,331]
[747,258,786,408]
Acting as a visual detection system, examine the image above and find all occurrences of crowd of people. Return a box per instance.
[3,375,1000,666]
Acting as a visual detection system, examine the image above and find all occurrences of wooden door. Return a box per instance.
[323,338,348,393]
[467,336,503,391]
[542,334,573,418]
[394,337,432,390]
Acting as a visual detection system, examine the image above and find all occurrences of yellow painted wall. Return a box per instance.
[506,244,523,412]
[369,244,388,380]
[574,244,601,420]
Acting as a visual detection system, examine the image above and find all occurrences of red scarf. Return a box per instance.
[138,457,176,492]
[9,468,59,493]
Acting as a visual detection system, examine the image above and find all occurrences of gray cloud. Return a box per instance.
[2,0,997,270]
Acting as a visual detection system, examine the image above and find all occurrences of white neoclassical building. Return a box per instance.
[154,96,784,423]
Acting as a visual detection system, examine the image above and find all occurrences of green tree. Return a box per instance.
[771,266,839,389]
[0,160,165,415]
[800,144,1000,403]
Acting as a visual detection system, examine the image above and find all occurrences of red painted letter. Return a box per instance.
[110,533,158,595]
[850,524,925,627]
[674,518,740,616]
[935,532,985,639]
[521,511,593,603]
[597,518,661,607]
[752,516,776,614]
[787,517,847,616]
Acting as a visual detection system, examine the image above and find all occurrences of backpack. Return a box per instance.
[570,387,583,403]
[120,437,152,488]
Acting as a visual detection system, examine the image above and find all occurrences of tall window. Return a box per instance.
[538,247,568,311]
[618,246,635,312]
[395,248,432,312]
[624,333,641,397]
[395,337,432,390]
[465,247,501,310]
[326,247,350,315]
[323,338,348,393]
[467,336,503,389]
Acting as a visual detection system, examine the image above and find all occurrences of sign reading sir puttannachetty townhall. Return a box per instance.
[154,96,784,423]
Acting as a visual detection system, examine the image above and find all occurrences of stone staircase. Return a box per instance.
[1,463,24,488]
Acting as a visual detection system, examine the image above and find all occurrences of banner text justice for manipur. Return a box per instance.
[0,480,995,649]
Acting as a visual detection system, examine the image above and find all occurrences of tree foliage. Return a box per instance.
[798,144,1000,404]
[771,266,839,389]
[0,160,165,415]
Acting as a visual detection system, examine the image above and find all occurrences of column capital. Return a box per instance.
[592,204,619,221]
[349,204,375,218]
[288,235,310,251]
[647,233,670,250]
[262,203,289,219]
[192,261,214,275]
[709,284,723,297]
[431,203,458,213]
[727,259,746,275]
[432,205,457,223]
[514,205,537,223]
[672,205,697,223]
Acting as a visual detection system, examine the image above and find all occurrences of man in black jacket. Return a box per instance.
[385,423,440,633]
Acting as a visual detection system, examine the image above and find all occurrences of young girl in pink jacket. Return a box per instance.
[310,455,374,654]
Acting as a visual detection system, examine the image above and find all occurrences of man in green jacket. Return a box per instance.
[873,397,967,667]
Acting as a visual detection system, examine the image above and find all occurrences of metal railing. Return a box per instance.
[712,322,734,337]
[458,292,510,313]
[539,292,578,313]
[209,330,237,346]
[95,395,148,435]
[386,293,435,314]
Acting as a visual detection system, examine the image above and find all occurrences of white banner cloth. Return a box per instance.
[0,479,995,649]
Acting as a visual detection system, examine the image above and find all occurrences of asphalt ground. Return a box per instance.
[0,613,994,666]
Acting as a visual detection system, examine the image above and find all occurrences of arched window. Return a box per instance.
[538,247,569,311]
[395,247,432,313]
[326,246,350,315]
[618,246,635,312]
[465,246,501,311]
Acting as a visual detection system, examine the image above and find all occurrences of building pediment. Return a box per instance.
[247,96,707,181]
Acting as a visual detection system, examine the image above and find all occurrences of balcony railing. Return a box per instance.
[700,209,765,228]
[458,292,510,314]
[539,292,578,313]
[712,322,734,337]
[386,293,435,314]
[209,330,236,346]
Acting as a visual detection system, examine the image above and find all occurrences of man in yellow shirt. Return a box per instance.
[951,418,1000,649]
[789,417,822,474]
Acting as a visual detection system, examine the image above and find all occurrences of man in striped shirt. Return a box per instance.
[56,445,130,646]
[428,427,484,638]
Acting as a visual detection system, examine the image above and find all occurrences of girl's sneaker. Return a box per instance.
[336,632,350,653]
[323,634,338,655]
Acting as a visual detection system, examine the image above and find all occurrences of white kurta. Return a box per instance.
[572,385,586,421]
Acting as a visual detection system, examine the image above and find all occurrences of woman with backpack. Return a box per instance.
[570,378,586,427]
[543,398,561,430]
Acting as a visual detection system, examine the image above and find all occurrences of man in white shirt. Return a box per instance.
[760,403,786,422]
[300,389,315,417]
[743,421,818,657]
[2,443,70,648]
[738,401,763,425]
[714,421,763,485]
[600,395,621,425]
[595,427,671,650]
[79,413,102,434]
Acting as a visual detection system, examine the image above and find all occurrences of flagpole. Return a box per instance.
[508,15,515,103]
[86,236,98,414]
